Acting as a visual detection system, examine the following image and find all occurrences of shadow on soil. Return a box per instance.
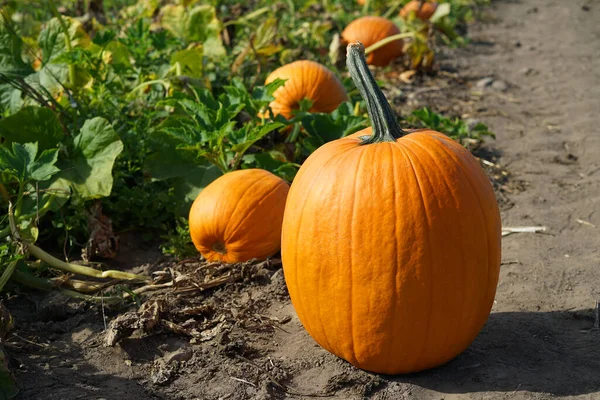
[388,309,600,396]
[6,292,162,400]
[12,331,163,400]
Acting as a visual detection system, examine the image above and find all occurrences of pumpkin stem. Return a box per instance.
[346,42,406,144]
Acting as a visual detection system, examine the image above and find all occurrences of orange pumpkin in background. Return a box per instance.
[341,16,403,67]
[263,60,348,120]
[189,169,289,263]
[400,0,439,21]
[281,43,501,374]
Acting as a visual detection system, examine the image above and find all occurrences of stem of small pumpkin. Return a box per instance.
[346,42,405,144]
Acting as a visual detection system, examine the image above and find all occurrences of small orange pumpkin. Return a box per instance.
[281,43,501,374]
[341,16,403,67]
[263,60,348,120]
[189,169,289,263]
[400,0,438,21]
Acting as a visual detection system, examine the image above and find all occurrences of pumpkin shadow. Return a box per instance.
[386,309,600,396]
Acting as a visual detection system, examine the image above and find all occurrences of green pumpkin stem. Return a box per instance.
[346,42,406,144]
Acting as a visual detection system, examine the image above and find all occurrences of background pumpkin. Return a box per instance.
[341,16,404,67]
[189,169,289,263]
[263,60,348,120]
[400,1,439,21]
[281,43,501,374]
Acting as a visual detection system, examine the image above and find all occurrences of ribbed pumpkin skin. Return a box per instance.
[400,1,438,21]
[281,129,501,374]
[189,169,289,263]
[341,17,403,67]
[264,60,348,120]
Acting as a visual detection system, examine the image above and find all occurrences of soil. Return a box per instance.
[4,0,600,399]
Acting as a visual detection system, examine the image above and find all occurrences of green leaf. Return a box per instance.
[29,148,60,182]
[0,16,34,114]
[19,177,71,223]
[252,78,286,103]
[170,46,203,79]
[0,16,33,78]
[59,118,124,199]
[301,102,369,144]
[144,130,222,215]
[37,16,92,90]
[144,132,206,180]
[38,17,91,64]
[222,78,286,117]
[408,107,495,143]
[0,107,65,151]
[243,152,297,182]
[159,4,225,57]
[171,164,222,216]
[158,116,206,145]
[0,142,59,184]
[105,41,133,69]
[229,122,283,152]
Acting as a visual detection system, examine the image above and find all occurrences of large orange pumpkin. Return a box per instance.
[263,60,347,120]
[189,169,289,263]
[281,42,501,374]
[341,16,403,67]
[400,1,438,21]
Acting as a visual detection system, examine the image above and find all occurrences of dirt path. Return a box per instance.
[8,0,600,399]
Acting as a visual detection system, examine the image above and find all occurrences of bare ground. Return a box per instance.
[5,0,600,399]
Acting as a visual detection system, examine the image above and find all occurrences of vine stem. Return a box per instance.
[346,42,406,144]
[25,243,150,281]
[128,79,170,97]
[14,182,24,220]
[7,202,150,282]
[11,270,124,304]
[364,33,415,56]
[0,260,18,292]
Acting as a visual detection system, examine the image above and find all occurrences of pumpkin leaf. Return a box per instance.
[0,15,33,78]
[221,78,286,117]
[104,40,133,70]
[144,132,222,215]
[159,4,225,57]
[229,122,283,152]
[408,107,495,143]
[37,16,93,90]
[170,45,203,79]
[144,131,207,180]
[18,177,71,225]
[0,16,35,113]
[38,17,91,64]
[58,118,123,199]
[0,107,65,152]
[242,152,297,182]
[301,102,369,144]
[0,142,60,185]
